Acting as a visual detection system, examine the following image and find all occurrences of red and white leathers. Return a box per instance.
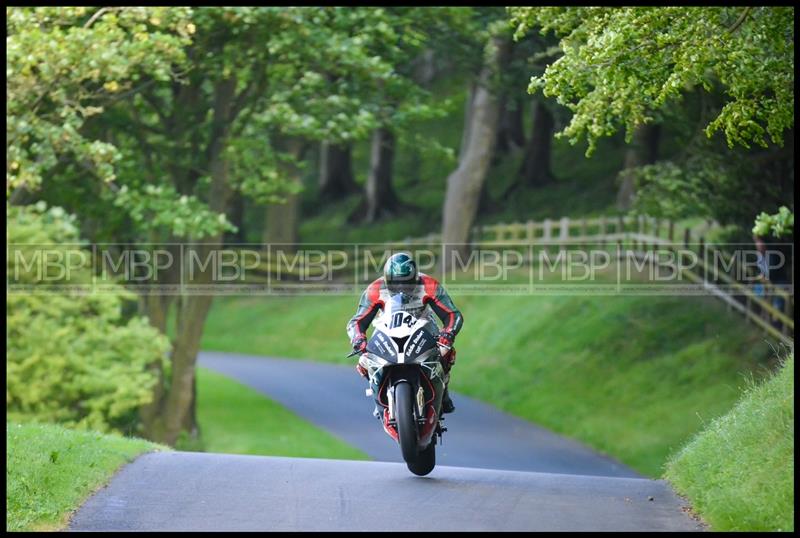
[347,273,463,377]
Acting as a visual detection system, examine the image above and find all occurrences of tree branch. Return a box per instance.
[141,90,171,126]
[83,7,122,29]
[727,7,751,35]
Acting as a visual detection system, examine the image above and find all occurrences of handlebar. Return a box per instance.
[346,340,451,358]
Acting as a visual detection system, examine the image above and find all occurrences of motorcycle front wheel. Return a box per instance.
[406,440,435,476]
[394,381,419,463]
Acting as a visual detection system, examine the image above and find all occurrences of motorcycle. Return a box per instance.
[349,293,449,476]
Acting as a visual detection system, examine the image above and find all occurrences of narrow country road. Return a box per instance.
[69,452,702,531]
[68,351,704,531]
[197,351,637,477]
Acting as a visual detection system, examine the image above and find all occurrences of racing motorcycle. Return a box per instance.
[349,293,449,476]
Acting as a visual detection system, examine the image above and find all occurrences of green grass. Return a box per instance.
[196,367,369,460]
[6,422,167,532]
[665,355,794,531]
[201,285,774,477]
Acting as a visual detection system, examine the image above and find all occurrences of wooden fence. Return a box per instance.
[469,216,794,345]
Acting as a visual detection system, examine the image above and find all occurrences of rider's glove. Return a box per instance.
[352,335,368,354]
[356,363,368,378]
[437,331,454,349]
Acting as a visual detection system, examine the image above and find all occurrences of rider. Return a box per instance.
[347,252,463,414]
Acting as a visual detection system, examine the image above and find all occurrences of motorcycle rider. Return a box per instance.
[347,252,463,414]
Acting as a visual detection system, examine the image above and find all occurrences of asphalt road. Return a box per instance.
[67,351,705,531]
[69,452,703,532]
[197,351,639,478]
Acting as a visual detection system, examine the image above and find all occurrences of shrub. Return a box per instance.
[7,203,170,434]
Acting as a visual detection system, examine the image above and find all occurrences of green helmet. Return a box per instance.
[383,252,418,292]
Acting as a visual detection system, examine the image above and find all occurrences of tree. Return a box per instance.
[318,141,357,199]
[349,7,481,223]
[104,8,416,444]
[518,99,556,188]
[363,127,400,221]
[7,7,193,198]
[509,6,794,229]
[508,7,794,155]
[441,25,512,265]
[10,7,444,445]
[616,123,660,210]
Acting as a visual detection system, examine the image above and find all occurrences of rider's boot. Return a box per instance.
[441,386,455,414]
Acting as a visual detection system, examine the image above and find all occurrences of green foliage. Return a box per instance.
[196,368,369,460]
[665,355,794,531]
[7,421,166,531]
[508,7,794,156]
[7,204,170,433]
[753,206,794,239]
[629,136,794,237]
[6,7,193,193]
[629,146,735,220]
[113,183,235,238]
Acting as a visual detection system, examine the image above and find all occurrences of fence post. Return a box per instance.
[668,220,674,242]
[682,228,691,273]
[526,220,534,243]
[560,217,569,252]
[599,216,607,248]
[783,296,792,337]
[698,235,706,282]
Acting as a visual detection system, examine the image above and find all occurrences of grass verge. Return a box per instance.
[664,354,794,531]
[196,367,369,460]
[6,421,166,531]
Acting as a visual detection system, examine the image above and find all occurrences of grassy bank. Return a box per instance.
[201,288,773,477]
[665,355,794,531]
[6,422,166,531]
[196,367,369,460]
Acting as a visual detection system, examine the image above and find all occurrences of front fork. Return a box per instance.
[384,383,425,423]
[367,365,447,444]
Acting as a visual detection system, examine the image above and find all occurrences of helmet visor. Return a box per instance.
[386,277,416,294]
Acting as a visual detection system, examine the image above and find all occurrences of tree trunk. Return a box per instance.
[519,99,555,187]
[140,77,237,445]
[441,35,511,269]
[495,96,526,157]
[263,195,300,245]
[224,190,246,244]
[263,138,305,247]
[458,84,477,165]
[412,48,437,89]
[617,124,660,210]
[364,127,398,222]
[319,141,357,198]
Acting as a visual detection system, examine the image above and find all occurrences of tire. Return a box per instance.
[394,382,418,463]
[407,440,436,476]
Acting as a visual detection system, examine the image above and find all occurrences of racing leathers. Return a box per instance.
[346,272,463,413]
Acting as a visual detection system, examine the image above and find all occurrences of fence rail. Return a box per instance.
[468,216,793,345]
